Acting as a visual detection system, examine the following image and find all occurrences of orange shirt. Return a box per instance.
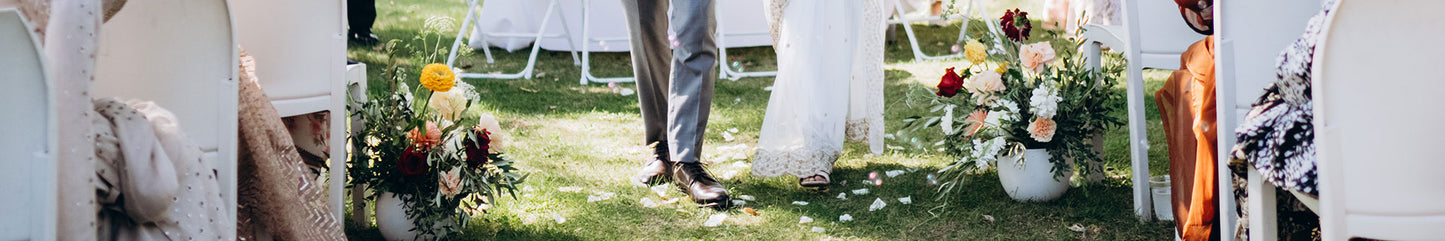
[1154,36,1217,241]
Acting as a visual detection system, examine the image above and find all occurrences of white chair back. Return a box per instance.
[0,8,57,241]
[92,0,238,222]
[1314,0,1445,239]
[231,0,347,117]
[1124,0,1205,70]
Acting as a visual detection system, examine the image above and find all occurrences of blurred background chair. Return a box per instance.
[1079,0,1206,221]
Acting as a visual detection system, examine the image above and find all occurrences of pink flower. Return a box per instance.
[1028,118,1058,143]
[438,166,464,197]
[964,110,989,137]
[1019,42,1057,74]
[965,71,1007,94]
[407,121,443,147]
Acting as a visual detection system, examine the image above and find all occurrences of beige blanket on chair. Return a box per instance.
[235,50,345,241]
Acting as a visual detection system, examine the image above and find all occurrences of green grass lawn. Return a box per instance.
[345,0,1177,240]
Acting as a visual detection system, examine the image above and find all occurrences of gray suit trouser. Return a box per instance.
[620,0,717,164]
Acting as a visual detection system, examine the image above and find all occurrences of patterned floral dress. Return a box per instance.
[1229,0,1335,239]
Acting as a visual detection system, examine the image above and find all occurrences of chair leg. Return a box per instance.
[1248,168,1279,240]
[1124,61,1153,221]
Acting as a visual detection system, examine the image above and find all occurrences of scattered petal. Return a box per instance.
[661,198,681,205]
[730,161,750,169]
[719,170,739,179]
[722,131,736,142]
[869,198,887,211]
[732,200,747,206]
[839,214,853,222]
[619,88,636,96]
[704,213,728,227]
[587,191,616,202]
[552,214,567,224]
[763,86,774,91]
[799,216,814,224]
[733,97,741,103]
[885,170,907,177]
[836,193,848,200]
[743,207,760,216]
[651,185,671,197]
[1068,224,1086,232]
[898,196,913,205]
[522,186,536,192]
[811,227,826,233]
[558,186,584,192]
[738,195,756,201]
[728,128,740,133]
[852,189,870,195]
[983,215,995,222]
[641,198,659,208]
[792,201,809,206]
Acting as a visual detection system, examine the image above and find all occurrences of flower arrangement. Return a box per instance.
[349,40,525,240]
[904,9,1123,196]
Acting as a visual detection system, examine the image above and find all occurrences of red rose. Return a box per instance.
[398,146,429,176]
[937,67,964,97]
[464,126,492,169]
[1000,9,1032,42]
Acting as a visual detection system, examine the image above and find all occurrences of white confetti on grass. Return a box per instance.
[839,214,853,222]
[852,189,870,195]
[586,191,616,202]
[792,201,809,206]
[641,198,659,208]
[728,128,740,133]
[552,214,567,224]
[732,200,747,206]
[1068,224,1086,232]
[738,195,756,201]
[869,198,887,211]
[651,185,671,197]
[982,215,996,222]
[836,193,847,200]
[558,186,584,192]
[885,170,907,177]
[898,196,912,205]
[799,216,814,224]
[722,131,736,142]
[704,213,728,227]
[811,227,826,233]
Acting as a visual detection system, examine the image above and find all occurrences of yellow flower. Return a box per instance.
[996,62,1010,73]
[420,63,455,92]
[964,40,987,64]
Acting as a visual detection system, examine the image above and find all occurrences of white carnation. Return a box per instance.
[991,98,1021,122]
[1029,84,1062,119]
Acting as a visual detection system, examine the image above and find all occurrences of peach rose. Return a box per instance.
[967,71,1006,94]
[1019,42,1056,73]
[1028,117,1057,143]
[407,121,443,147]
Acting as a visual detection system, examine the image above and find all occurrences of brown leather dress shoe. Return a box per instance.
[633,158,672,186]
[672,162,731,209]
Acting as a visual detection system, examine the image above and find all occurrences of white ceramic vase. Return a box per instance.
[375,192,454,241]
[997,149,1071,201]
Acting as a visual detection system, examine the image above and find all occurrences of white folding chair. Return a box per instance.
[1313,0,1445,239]
[887,0,994,62]
[92,0,239,224]
[716,0,776,80]
[578,0,637,84]
[1211,0,1321,240]
[1079,0,1206,221]
[229,0,353,219]
[0,8,57,241]
[447,0,579,80]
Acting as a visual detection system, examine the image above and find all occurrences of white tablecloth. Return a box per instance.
[469,0,774,52]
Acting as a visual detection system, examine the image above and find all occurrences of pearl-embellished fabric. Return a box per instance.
[92,98,234,241]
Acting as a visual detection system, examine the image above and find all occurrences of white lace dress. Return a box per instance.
[754,0,885,178]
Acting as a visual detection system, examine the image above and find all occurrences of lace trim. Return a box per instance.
[751,147,840,178]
